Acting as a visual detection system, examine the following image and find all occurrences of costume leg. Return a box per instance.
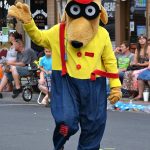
[51,72,80,150]
[77,77,107,150]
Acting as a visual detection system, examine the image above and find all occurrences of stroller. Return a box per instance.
[0,57,41,102]
[22,65,40,102]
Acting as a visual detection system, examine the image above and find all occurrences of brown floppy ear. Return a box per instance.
[61,11,66,22]
[100,5,108,25]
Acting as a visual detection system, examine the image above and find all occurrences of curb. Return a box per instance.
[0,91,39,103]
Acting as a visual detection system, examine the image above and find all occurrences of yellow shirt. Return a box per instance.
[23,20,121,88]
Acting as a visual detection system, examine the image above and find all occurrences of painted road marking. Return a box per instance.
[100,148,116,150]
[0,103,39,107]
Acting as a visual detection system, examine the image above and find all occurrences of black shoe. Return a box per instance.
[12,88,22,98]
[13,88,22,94]
[0,93,3,98]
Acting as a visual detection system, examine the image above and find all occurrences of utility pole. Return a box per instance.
[115,0,121,46]
[147,0,150,38]
[56,0,62,23]
[1,0,5,26]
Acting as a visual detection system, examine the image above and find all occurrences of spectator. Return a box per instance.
[1,32,20,92]
[38,48,52,106]
[0,36,37,99]
[6,32,19,61]
[114,41,134,83]
[135,43,150,100]
[122,35,149,98]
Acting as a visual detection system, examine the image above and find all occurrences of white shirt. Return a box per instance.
[6,47,17,61]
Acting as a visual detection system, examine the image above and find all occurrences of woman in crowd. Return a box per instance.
[0,32,21,93]
[135,38,150,100]
[122,35,149,99]
[0,32,22,98]
[6,32,18,61]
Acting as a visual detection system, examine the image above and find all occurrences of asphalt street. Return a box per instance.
[0,92,150,150]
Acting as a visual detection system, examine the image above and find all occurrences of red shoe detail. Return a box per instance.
[59,124,69,137]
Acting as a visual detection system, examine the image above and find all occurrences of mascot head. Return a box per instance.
[62,0,108,48]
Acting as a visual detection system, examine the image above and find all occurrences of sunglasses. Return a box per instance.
[65,1,101,20]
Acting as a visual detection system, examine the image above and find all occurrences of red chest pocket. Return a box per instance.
[85,52,94,57]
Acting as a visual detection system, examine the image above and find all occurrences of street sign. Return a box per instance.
[130,21,135,32]
[2,27,9,43]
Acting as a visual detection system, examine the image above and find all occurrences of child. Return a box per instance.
[38,48,52,106]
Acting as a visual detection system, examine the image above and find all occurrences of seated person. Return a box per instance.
[122,35,149,98]
[0,47,8,80]
[0,36,37,98]
[38,48,52,106]
[135,44,150,100]
[114,41,134,83]
[1,31,19,91]
[6,32,19,62]
[136,69,150,100]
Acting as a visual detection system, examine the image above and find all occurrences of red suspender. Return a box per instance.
[59,23,67,75]
[91,70,119,80]
[59,23,119,80]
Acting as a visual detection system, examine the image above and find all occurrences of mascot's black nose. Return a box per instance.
[71,41,83,48]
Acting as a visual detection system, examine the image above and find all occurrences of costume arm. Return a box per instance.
[23,19,51,49]
[101,33,121,88]
[8,2,51,49]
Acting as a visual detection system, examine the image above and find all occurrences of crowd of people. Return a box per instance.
[113,35,150,101]
[0,31,149,104]
[0,31,52,107]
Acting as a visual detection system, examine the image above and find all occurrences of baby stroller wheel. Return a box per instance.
[22,88,32,102]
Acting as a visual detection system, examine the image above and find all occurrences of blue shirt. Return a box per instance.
[39,55,52,71]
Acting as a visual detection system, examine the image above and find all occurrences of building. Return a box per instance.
[102,0,149,48]
[0,0,57,51]
[0,0,150,50]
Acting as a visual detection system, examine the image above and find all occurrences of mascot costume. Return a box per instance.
[8,0,122,149]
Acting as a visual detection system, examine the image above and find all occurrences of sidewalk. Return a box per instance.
[109,97,150,113]
[0,91,39,104]
[1,91,150,104]
[121,97,150,106]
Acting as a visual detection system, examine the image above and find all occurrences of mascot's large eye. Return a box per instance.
[84,2,100,20]
[70,4,81,15]
[66,1,81,19]
[85,6,96,16]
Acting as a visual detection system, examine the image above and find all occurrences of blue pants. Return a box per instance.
[119,71,125,84]
[51,71,107,150]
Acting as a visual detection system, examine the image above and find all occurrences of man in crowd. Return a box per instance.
[114,41,134,83]
[0,35,37,98]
